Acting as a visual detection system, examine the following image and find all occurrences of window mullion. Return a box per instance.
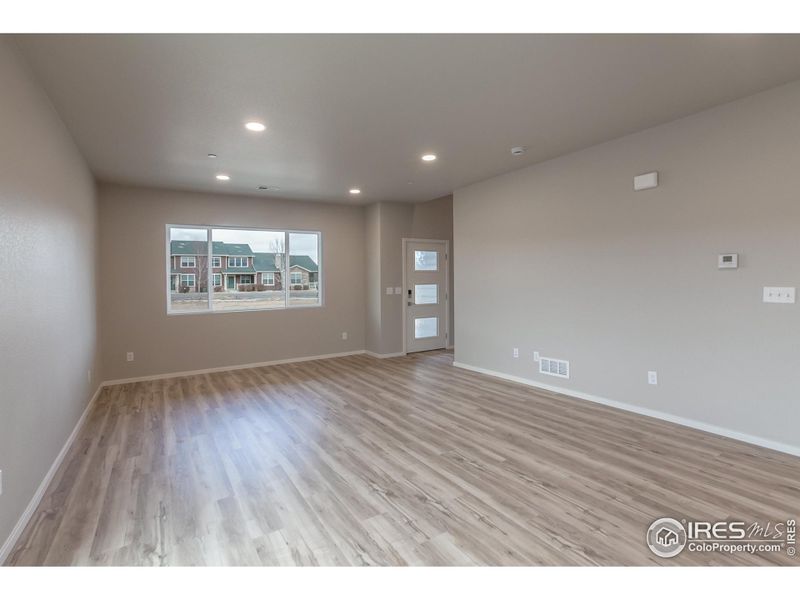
[207,227,213,311]
[284,231,290,308]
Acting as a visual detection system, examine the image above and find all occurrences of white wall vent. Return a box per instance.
[539,356,570,379]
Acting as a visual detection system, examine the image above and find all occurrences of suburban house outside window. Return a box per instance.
[168,226,321,314]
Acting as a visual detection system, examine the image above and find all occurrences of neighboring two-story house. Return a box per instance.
[170,241,318,292]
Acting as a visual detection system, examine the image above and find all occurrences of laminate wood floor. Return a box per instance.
[7,350,799,566]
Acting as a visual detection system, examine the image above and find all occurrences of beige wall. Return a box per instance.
[364,203,383,352]
[98,183,366,380]
[364,197,454,355]
[454,81,800,450]
[0,39,99,556]
[411,195,455,348]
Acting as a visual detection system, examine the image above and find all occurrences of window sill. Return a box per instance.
[167,303,324,316]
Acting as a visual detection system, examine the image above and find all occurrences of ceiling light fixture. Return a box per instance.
[215,174,230,181]
[245,121,266,132]
[349,188,361,195]
[207,153,217,158]
[421,154,437,162]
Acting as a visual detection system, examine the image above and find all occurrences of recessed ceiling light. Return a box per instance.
[215,174,230,181]
[349,188,361,195]
[245,121,266,132]
[207,153,217,158]
[421,154,437,162]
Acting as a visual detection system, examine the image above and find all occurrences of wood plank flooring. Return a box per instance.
[7,350,800,565]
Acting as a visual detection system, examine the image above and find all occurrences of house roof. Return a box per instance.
[170,240,254,256]
[253,253,318,273]
[222,266,256,274]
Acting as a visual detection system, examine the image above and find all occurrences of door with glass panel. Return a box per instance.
[405,240,448,353]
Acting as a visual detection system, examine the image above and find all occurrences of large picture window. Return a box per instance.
[167,225,321,314]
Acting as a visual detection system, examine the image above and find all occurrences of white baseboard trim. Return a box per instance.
[102,350,367,386]
[364,351,406,359]
[0,384,104,566]
[452,361,800,459]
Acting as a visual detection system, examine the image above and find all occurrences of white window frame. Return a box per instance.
[290,271,303,285]
[240,275,253,285]
[180,274,195,288]
[213,273,222,287]
[228,256,248,268]
[263,272,275,285]
[180,256,196,268]
[166,225,322,315]
[212,256,221,268]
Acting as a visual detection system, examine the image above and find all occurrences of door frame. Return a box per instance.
[401,238,449,355]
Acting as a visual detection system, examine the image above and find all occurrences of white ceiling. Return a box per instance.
[13,34,800,203]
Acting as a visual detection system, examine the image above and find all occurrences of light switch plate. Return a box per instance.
[394,287,402,295]
[386,287,393,295]
[763,287,796,304]
[648,371,658,385]
[533,351,540,362]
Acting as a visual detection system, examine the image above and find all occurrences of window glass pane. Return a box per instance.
[414,284,438,305]
[414,250,438,271]
[169,227,209,313]
[211,228,286,311]
[288,232,321,307]
[414,317,438,339]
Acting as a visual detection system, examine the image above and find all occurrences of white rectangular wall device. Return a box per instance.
[633,171,658,191]
[763,287,796,304]
[718,253,738,269]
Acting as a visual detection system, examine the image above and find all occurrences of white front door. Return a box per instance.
[405,240,448,353]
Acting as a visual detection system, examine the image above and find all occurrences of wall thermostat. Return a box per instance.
[718,253,738,269]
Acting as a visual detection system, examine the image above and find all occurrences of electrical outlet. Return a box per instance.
[341,332,348,340]
[533,351,540,362]
[512,348,519,358]
[648,371,658,385]
[126,352,134,362]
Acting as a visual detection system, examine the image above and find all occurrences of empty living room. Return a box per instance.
[1,1,799,596]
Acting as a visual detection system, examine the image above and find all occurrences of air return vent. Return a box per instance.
[539,356,570,379]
